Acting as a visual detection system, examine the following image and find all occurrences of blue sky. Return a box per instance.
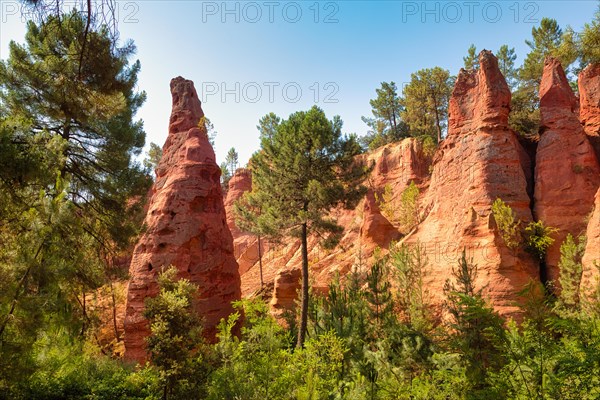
[0,0,597,166]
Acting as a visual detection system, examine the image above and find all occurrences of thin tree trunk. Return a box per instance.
[432,92,442,143]
[109,281,121,342]
[297,222,309,348]
[81,287,87,336]
[258,235,264,289]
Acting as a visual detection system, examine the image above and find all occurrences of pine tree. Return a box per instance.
[0,12,150,248]
[496,45,518,89]
[444,250,505,390]
[361,82,407,149]
[364,258,394,336]
[225,147,239,176]
[463,44,479,70]
[238,107,368,348]
[558,234,585,310]
[401,67,454,143]
[257,112,281,143]
[144,142,163,173]
[580,3,600,66]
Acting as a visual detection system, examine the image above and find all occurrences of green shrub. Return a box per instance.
[491,198,521,250]
[524,221,558,260]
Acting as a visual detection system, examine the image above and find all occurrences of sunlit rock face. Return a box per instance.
[124,77,241,363]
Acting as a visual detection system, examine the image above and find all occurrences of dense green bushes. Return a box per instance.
[5,240,600,399]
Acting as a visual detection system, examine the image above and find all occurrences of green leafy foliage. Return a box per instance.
[399,181,420,231]
[524,221,558,260]
[444,251,506,393]
[401,67,454,143]
[492,198,522,250]
[463,44,479,70]
[580,4,600,66]
[144,142,163,173]
[143,266,205,399]
[558,234,586,310]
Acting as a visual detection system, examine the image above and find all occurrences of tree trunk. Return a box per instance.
[297,222,309,348]
[258,235,264,289]
[109,281,121,342]
[432,95,442,143]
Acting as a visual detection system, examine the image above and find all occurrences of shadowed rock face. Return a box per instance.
[580,64,600,297]
[582,189,600,297]
[404,50,537,318]
[534,58,600,285]
[580,63,600,137]
[124,77,241,363]
[223,169,262,276]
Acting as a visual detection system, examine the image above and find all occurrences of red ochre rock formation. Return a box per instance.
[124,77,241,363]
[360,190,398,248]
[402,50,538,317]
[231,137,431,315]
[122,58,600,331]
[534,57,600,285]
[580,63,600,137]
[582,188,600,298]
[223,169,263,276]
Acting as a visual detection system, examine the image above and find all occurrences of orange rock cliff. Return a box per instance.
[124,52,600,360]
[124,77,241,363]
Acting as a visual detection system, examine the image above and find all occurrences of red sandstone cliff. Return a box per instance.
[402,50,538,317]
[581,64,600,296]
[121,55,600,341]
[124,77,241,363]
[227,137,431,315]
[580,63,600,137]
[534,58,600,285]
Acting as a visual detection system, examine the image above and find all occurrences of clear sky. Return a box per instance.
[0,0,597,166]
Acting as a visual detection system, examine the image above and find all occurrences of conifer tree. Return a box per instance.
[401,67,454,143]
[579,3,600,67]
[496,45,518,89]
[0,11,150,248]
[361,82,407,149]
[238,107,368,348]
[463,44,479,70]
[444,250,505,390]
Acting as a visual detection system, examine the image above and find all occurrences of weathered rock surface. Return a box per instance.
[232,138,431,314]
[124,77,241,363]
[223,169,262,276]
[579,63,600,137]
[270,267,302,315]
[403,50,538,317]
[534,58,600,285]
[224,168,252,238]
[582,188,600,297]
[360,190,398,248]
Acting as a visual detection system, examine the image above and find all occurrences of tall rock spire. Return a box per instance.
[404,50,537,318]
[534,58,600,285]
[124,77,241,363]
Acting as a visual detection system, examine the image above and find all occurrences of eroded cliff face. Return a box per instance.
[223,169,262,276]
[124,77,241,363]
[581,64,600,296]
[402,50,538,317]
[580,63,600,137]
[534,58,600,285]
[225,138,431,315]
[124,55,600,344]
